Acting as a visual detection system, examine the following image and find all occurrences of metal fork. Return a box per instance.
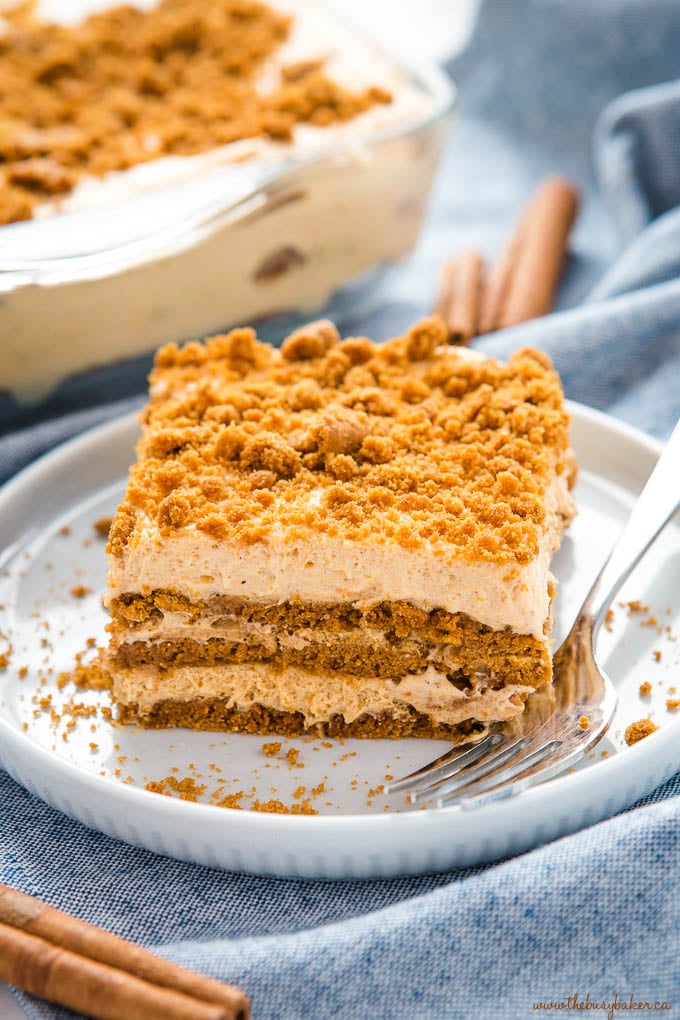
[386,416,680,810]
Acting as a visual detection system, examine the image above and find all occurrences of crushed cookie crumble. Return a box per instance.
[106,318,572,566]
[624,718,658,746]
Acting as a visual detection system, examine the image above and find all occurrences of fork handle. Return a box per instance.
[587,416,680,630]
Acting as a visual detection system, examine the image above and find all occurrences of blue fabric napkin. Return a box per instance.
[2,1,680,1017]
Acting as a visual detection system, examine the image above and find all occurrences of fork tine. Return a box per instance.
[437,739,563,807]
[384,732,501,795]
[409,735,532,804]
[457,734,599,810]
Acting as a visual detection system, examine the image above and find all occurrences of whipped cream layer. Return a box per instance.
[107,472,574,641]
[113,662,531,728]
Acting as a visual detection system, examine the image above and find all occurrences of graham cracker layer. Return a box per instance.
[116,698,488,741]
[112,630,550,687]
[109,592,552,685]
[109,590,554,642]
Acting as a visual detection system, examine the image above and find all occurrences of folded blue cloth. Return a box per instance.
[2,1,680,1017]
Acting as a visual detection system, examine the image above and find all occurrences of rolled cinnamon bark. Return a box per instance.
[0,923,231,1020]
[498,177,579,328]
[478,223,526,335]
[0,885,249,1020]
[480,176,580,333]
[434,249,483,345]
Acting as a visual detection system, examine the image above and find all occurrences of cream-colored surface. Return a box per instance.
[113,660,532,727]
[0,0,442,402]
[107,473,573,640]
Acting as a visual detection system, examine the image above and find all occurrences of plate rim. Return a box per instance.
[0,401,677,841]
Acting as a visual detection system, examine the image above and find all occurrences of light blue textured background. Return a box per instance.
[1,1,680,1017]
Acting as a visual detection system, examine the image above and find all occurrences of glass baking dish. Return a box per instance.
[0,0,455,415]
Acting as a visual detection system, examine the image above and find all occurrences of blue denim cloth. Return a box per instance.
[2,1,680,1017]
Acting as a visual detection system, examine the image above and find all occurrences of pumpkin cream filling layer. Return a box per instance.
[112,661,540,731]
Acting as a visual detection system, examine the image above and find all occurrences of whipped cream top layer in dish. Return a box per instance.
[0,0,430,224]
[107,317,576,640]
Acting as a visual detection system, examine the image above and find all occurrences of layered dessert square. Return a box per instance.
[105,316,576,740]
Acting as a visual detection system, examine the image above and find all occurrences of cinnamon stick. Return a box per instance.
[480,177,579,333]
[498,177,579,328]
[478,219,527,335]
[0,885,249,1020]
[0,923,231,1020]
[434,249,483,345]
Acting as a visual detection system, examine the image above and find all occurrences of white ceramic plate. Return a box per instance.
[0,404,679,878]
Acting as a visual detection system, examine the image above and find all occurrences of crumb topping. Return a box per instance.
[145,775,206,801]
[624,718,658,746]
[0,0,391,224]
[93,517,113,538]
[108,316,572,565]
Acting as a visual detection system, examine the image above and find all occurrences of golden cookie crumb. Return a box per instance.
[216,792,245,810]
[623,600,649,614]
[624,718,658,746]
[93,517,113,538]
[144,775,206,801]
[286,747,300,767]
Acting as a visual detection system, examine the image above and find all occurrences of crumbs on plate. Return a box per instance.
[624,718,658,746]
